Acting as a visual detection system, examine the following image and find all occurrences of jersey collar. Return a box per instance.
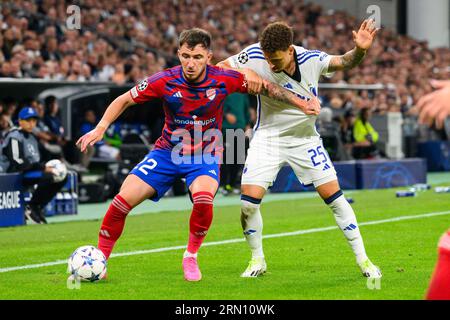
[283,48,301,82]
[179,65,210,86]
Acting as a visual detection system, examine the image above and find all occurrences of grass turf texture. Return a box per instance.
[0,187,448,300]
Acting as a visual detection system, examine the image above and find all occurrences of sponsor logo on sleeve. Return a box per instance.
[130,86,138,98]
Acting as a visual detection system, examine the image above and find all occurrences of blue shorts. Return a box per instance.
[129,149,220,202]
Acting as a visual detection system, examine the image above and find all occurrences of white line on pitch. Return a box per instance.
[1,210,449,274]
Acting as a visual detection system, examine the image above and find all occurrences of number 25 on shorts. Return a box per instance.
[307,146,328,167]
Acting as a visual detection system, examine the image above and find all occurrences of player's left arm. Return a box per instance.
[222,65,321,115]
[327,19,379,72]
[234,68,320,115]
[260,80,321,116]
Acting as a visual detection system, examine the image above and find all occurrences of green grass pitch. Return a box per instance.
[0,187,448,300]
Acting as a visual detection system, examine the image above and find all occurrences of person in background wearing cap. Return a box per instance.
[0,107,67,224]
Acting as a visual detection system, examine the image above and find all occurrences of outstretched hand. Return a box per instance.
[413,80,450,129]
[76,127,106,153]
[353,19,379,51]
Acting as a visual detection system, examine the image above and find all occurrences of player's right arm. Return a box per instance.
[77,73,164,152]
[76,92,136,152]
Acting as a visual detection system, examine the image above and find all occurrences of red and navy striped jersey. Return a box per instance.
[129,65,248,155]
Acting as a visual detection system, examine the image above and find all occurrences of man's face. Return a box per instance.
[346,115,356,125]
[178,43,212,82]
[263,46,295,73]
[362,109,371,121]
[35,103,44,117]
[0,115,9,130]
[19,118,37,133]
[85,111,96,124]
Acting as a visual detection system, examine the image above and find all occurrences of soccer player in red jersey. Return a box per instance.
[426,229,450,300]
[77,28,319,281]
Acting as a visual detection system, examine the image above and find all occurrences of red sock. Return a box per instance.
[187,192,214,254]
[98,194,132,259]
[426,230,450,300]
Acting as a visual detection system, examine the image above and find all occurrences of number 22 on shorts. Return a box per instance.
[138,158,158,175]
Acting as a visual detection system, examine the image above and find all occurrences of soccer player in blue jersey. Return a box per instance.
[77,28,320,281]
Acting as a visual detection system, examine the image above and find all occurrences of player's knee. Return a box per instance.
[323,189,344,206]
[241,194,261,217]
[192,192,214,206]
[316,179,340,200]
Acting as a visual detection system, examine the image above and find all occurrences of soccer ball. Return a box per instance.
[46,159,67,182]
[68,245,107,282]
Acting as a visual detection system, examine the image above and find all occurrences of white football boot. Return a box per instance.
[358,259,382,278]
[241,257,267,277]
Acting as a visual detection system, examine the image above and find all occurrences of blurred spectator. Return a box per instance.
[0,113,12,144]
[327,95,345,118]
[2,98,17,127]
[104,123,123,150]
[43,96,82,166]
[79,110,121,164]
[43,96,63,136]
[220,93,251,195]
[352,108,380,159]
[0,107,67,224]
[339,110,356,160]
[31,100,64,158]
[317,107,345,161]
[0,0,446,113]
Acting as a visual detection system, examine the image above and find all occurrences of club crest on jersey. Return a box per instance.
[237,52,249,64]
[138,79,148,91]
[206,89,216,101]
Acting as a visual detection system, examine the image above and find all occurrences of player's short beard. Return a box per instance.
[183,65,206,83]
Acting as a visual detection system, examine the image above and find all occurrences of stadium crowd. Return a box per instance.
[1,0,449,114]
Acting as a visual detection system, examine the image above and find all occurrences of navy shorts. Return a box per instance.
[129,149,220,202]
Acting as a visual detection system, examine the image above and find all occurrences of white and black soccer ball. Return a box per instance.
[46,159,67,182]
[68,245,107,282]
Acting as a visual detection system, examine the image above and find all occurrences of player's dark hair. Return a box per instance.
[260,22,293,53]
[178,28,212,50]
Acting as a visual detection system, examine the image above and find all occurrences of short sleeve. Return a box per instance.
[297,49,333,81]
[129,72,165,104]
[223,69,248,94]
[227,43,265,70]
[317,51,332,76]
